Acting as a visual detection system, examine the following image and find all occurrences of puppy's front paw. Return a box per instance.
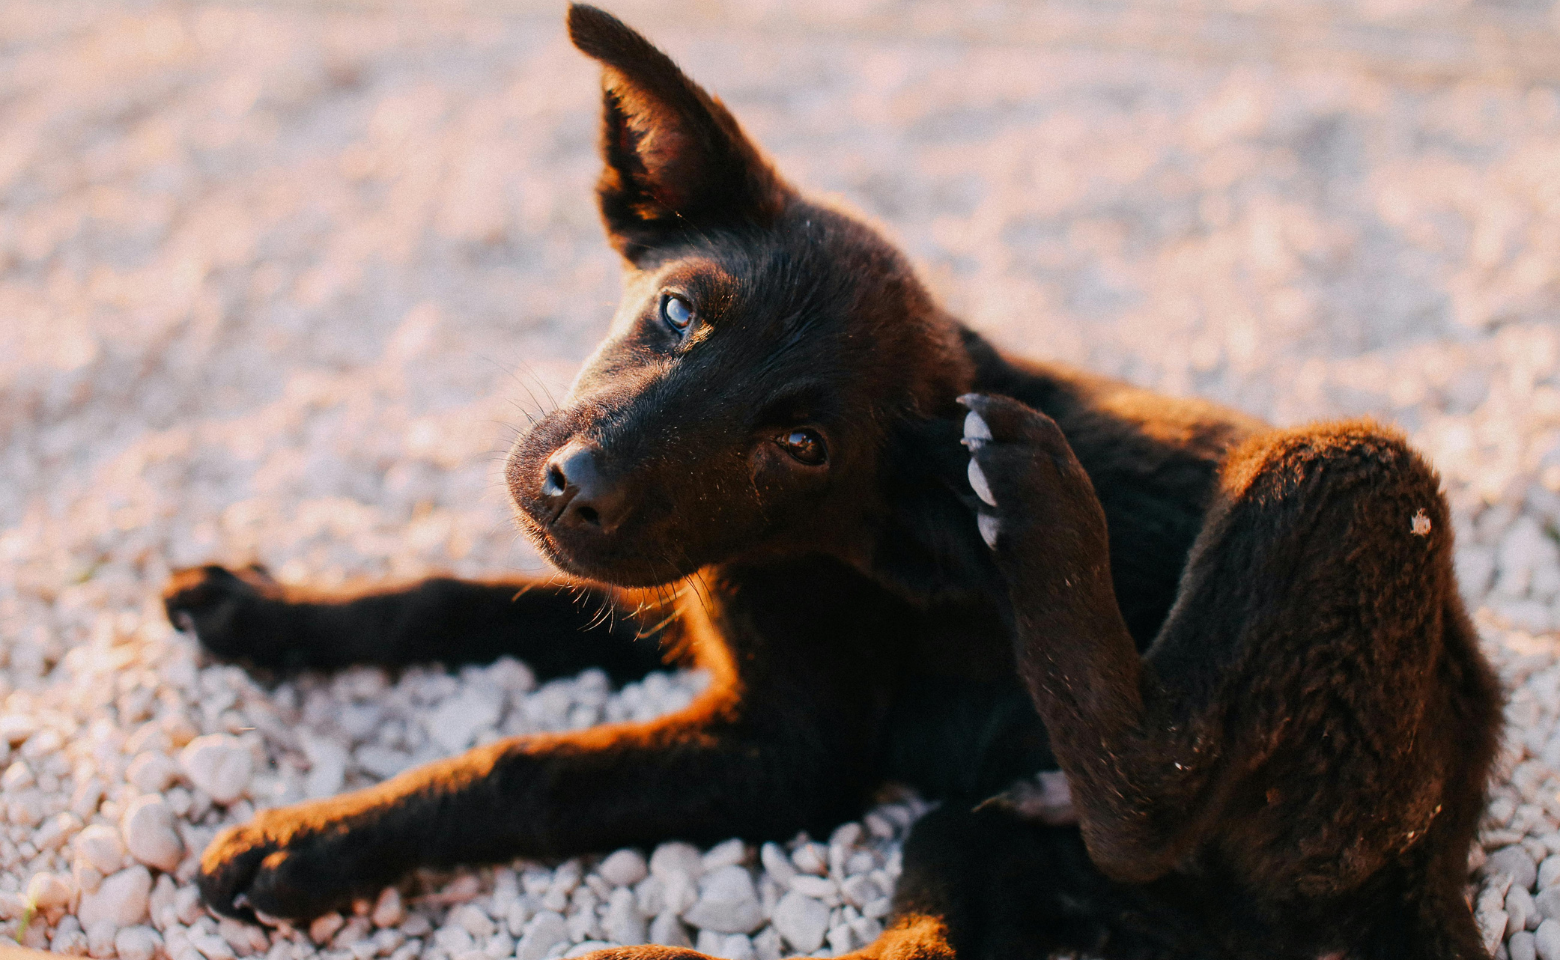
[163,564,290,667]
[956,394,1104,559]
[199,804,369,922]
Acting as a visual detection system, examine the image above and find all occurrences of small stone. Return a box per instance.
[310,912,346,944]
[27,871,74,910]
[190,929,237,960]
[759,844,795,886]
[702,839,746,873]
[752,926,784,960]
[787,875,836,900]
[715,934,755,959]
[771,892,830,953]
[87,919,117,958]
[36,812,82,852]
[51,916,88,957]
[648,911,691,949]
[427,691,502,753]
[220,916,271,954]
[602,888,645,945]
[303,735,349,799]
[1543,856,1560,891]
[827,924,856,954]
[115,926,163,960]
[127,752,183,794]
[450,904,495,939]
[650,842,704,882]
[0,714,38,745]
[174,885,204,924]
[1513,930,1538,960]
[1513,884,1539,932]
[598,849,649,888]
[1492,847,1539,892]
[78,866,153,928]
[123,794,186,872]
[791,843,827,876]
[1537,887,1560,921]
[684,865,764,935]
[516,911,567,960]
[1539,918,1560,960]
[371,887,404,927]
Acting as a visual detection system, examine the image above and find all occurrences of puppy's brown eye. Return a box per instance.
[778,429,826,466]
[661,293,693,331]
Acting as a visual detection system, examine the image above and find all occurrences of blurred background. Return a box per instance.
[3,0,1560,601]
[2,1,1560,957]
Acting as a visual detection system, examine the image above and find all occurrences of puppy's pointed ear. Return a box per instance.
[567,4,791,262]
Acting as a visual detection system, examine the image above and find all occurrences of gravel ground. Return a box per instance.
[3,1,1560,958]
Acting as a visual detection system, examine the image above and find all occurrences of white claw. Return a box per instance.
[963,410,994,445]
[967,458,996,507]
[977,513,1000,548]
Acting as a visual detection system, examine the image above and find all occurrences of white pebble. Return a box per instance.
[791,843,827,876]
[78,865,153,929]
[0,714,39,746]
[50,916,88,957]
[759,844,796,886]
[602,888,645,945]
[26,871,75,910]
[450,904,495,939]
[684,865,764,935]
[1539,918,1560,960]
[116,926,163,960]
[310,912,346,944]
[597,849,648,888]
[771,892,830,953]
[303,735,350,799]
[752,926,783,960]
[1536,887,1560,921]
[702,838,746,872]
[648,910,691,948]
[127,752,182,794]
[427,691,502,753]
[1513,884,1539,932]
[1513,930,1538,960]
[122,794,186,872]
[179,735,252,805]
[516,911,567,960]
[1492,846,1539,891]
[371,887,404,928]
[650,841,704,882]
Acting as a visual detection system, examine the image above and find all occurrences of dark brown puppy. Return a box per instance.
[164,7,1502,958]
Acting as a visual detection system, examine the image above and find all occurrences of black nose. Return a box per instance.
[541,442,630,532]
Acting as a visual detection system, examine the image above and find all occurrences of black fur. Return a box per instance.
[164,7,1502,957]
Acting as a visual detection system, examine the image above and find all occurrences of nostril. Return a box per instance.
[542,463,566,498]
[574,505,600,526]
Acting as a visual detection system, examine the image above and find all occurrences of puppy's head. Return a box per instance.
[507,5,979,588]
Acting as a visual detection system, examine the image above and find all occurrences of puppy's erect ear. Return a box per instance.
[567,4,792,262]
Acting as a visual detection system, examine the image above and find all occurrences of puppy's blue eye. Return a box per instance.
[661,294,693,331]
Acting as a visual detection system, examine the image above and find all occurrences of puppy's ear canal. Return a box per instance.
[567,4,791,262]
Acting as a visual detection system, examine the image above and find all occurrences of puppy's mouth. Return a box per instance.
[506,449,696,588]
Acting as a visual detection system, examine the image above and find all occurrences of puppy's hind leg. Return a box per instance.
[960,396,1501,957]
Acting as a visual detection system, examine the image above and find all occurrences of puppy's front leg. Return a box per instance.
[199,695,820,921]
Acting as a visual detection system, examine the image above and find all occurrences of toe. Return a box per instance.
[967,458,996,507]
[977,513,1000,548]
